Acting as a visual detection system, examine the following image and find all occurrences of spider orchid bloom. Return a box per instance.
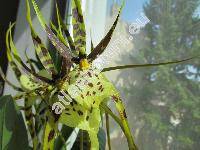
[0,0,197,149]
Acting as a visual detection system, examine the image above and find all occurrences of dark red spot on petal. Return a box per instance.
[86,116,89,121]
[87,72,92,77]
[98,85,103,90]
[86,91,90,96]
[123,110,127,118]
[78,110,84,116]
[88,83,93,87]
[48,130,55,142]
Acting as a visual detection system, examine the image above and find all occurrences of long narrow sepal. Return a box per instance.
[24,96,39,150]
[102,56,199,72]
[42,122,56,150]
[8,23,51,84]
[0,67,23,92]
[25,48,36,74]
[111,95,138,150]
[6,23,22,81]
[26,0,57,76]
[55,3,76,52]
[87,2,124,61]
[72,0,86,56]
[31,0,72,63]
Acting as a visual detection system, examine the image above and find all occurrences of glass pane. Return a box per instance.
[85,0,200,149]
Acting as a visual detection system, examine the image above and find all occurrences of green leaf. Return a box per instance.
[0,95,29,150]
[54,125,74,150]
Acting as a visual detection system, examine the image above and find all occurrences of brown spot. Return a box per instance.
[123,110,127,118]
[77,80,81,84]
[90,107,93,113]
[73,100,78,105]
[43,60,54,66]
[87,72,92,77]
[97,82,101,85]
[112,96,119,102]
[93,101,95,104]
[65,113,71,115]
[73,24,79,30]
[88,83,93,87]
[92,91,96,95]
[81,94,84,99]
[51,108,61,122]
[34,36,42,43]
[86,116,89,121]
[66,108,70,111]
[48,130,55,142]
[78,110,83,116]
[78,15,84,23]
[73,108,76,111]
[86,91,90,96]
[41,47,49,56]
[72,8,84,23]
[98,85,103,90]
[70,102,74,106]
[101,88,104,92]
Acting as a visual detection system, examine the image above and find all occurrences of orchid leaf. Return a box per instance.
[0,95,29,150]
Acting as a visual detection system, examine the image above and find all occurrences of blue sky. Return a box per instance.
[108,0,200,22]
[122,0,149,22]
[107,0,149,22]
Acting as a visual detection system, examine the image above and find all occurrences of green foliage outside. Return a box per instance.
[118,0,200,149]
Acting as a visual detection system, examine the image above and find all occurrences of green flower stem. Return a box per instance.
[100,102,138,150]
[106,113,112,150]
[80,130,84,150]
[33,137,39,150]
[100,104,123,130]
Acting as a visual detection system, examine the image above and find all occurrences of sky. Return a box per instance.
[108,0,200,22]
[107,0,149,22]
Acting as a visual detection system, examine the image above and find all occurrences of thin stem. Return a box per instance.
[106,113,111,150]
[80,130,84,150]
[100,103,123,130]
